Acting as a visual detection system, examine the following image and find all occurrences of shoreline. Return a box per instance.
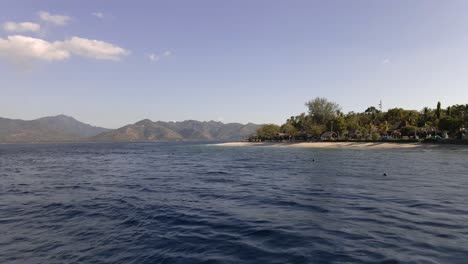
[213,141,468,150]
[1,140,466,150]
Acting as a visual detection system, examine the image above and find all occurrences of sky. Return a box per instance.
[1,0,468,128]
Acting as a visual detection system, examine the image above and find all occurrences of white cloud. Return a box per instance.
[38,11,71,26]
[57,37,129,61]
[3,22,41,33]
[0,35,70,62]
[92,12,104,19]
[148,53,159,62]
[147,50,171,63]
[0,35,129,63]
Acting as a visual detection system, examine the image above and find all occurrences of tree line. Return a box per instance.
[252,97,468,141]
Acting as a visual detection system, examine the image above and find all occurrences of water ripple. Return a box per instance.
[1,142,468,263]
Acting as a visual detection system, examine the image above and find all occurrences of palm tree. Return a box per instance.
[436,101,441,119]
[423,107,429,124]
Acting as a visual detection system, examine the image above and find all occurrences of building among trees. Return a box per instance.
[250,97,468,143]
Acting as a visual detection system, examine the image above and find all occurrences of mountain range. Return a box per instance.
[0,115,260,143]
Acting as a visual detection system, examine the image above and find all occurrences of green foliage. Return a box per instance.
[401,126,417,136]
[438,116,458,132]
[371,131,381,140]
[305,97,341,124]
[256,124,280,138]
[384,108,419,125]
[250,98,467,142]
[306,123,327,137]
[280,123,298,136]
[385,108,406,124]
[436,101,441,119]
[365,106,380,114]
[343,112,360,131]
[287,113,307,131]
[332,116,347,134]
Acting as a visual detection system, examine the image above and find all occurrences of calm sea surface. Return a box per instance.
[1,142,467,264]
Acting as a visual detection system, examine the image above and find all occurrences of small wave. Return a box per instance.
[1,142,467,263]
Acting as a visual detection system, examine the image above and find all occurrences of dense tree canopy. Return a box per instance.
[253,98,467,141]
[305,97,341,124]
[256,124,280,138]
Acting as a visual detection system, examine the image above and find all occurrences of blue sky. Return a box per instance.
[1,0,468,128]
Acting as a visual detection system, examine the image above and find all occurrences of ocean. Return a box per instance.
[1,142,467,263]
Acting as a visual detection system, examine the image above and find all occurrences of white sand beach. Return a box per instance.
[213,141,467,150]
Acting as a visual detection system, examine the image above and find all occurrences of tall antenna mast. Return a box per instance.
[379,100,383,112]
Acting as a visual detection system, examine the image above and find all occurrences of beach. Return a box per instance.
[213,141,468,150]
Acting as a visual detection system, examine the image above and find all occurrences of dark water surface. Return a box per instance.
[1,142,468,263]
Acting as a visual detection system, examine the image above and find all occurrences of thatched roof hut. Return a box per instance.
[320,131,338,141]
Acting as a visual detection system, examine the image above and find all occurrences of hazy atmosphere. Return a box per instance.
[2,0,468,128]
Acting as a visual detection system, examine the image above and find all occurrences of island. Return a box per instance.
[245,97,468,146]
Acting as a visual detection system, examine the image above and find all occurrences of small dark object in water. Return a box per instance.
[383,173,387,176]
[312,159,315,162]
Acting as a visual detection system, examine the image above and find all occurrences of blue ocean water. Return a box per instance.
[0,142,467,264]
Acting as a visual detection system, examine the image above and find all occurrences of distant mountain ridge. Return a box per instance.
[0,115,109,143]
[0,115,261,143]
[91,119,261,142]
